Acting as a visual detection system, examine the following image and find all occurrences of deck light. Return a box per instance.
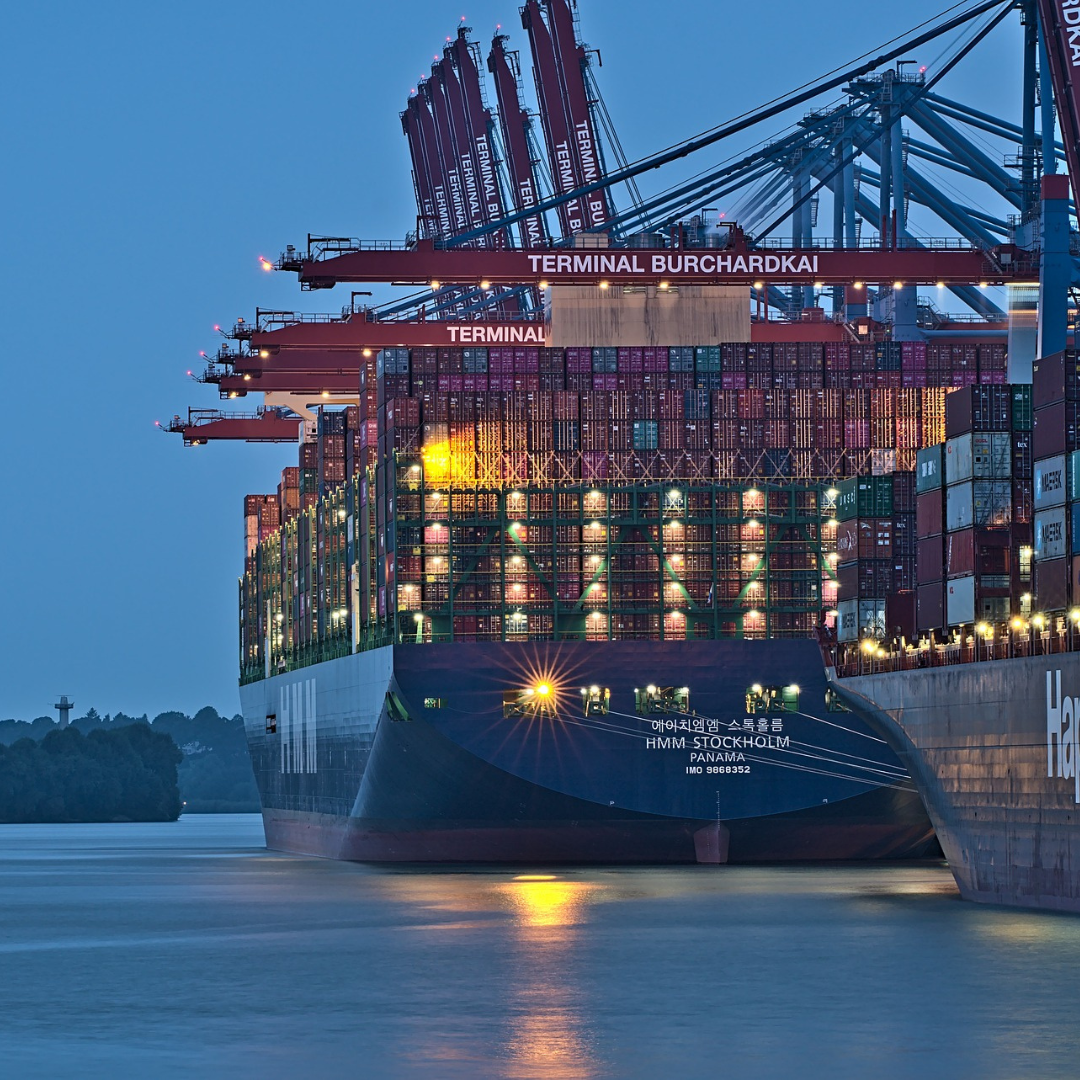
[861,639,876,654]
[751,684,763,695]
[1010,617,1024,630]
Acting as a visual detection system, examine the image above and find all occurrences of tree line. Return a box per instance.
[0,725,182,823]
[0,707,261,820]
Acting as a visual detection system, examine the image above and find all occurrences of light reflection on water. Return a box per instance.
[3,818,1080,1079]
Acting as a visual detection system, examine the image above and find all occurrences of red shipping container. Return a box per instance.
[916,490,944,539]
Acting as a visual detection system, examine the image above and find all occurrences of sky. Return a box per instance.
[0,1,1027,720]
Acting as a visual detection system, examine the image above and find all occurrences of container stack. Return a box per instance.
[908,385,1032,634]
[834,474,917,645]
[1032,352,1080,613]
[243,495,280,559]
[915,443,947,637]
[239,337,1012,678]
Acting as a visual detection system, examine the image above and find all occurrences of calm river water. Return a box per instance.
[1,815,1078,1079]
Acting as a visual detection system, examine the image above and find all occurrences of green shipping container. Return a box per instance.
[836,476,893,521]
[916,444,944,494]
[1011,385,1032,431]
[632,420,658,451]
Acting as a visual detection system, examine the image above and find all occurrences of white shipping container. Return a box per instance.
[945,433,973,485]
[837,599,859,643]
[971,432,1012,479]
[1035,506,1068,560]
[1034,454,1067,509]
[972,480,1013,526]
[946,482,974,531]
[836,599,885,643]
[946,574,976,626]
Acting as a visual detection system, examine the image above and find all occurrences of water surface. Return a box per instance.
[1,815,1077,1078]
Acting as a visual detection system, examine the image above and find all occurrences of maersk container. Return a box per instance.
[837,598,885,643]
[1033,454,1067,510]
[1071,449,1080,499]
[1034,506,1068,561]
[946,574,976,626]
[916,444,944,494]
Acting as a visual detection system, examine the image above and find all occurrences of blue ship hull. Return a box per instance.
[239,639,936,863]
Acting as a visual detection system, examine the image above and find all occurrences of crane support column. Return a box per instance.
[890,113,920,340]
[1039,173,1071,361]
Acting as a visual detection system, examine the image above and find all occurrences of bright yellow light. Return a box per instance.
[480,280,491,290]
[893,281,904,291]
[788,684,799,693]
[430,280,441,291]
[1011,617,1024,630]
[646,684,657,694]
[753,280,764,290]
[1033,614,1046,628]
[598,280,610,290]
[979,281,988,289]
[243,373,251,381]
[321,391,330,398]
[539,279,549,289]
[1071,609,1080,623]
[936,281,945,289]
[535,683,552,697]
[259,350,270,359]
[659,280,670,290]
[260,259,273,272]
[861,639,876,654]
[363,348,372,357]
[746,609,760,618]
[826,487,839,499]
[751,683,762,695]
[853,281,864,290]
[513,874,557,882]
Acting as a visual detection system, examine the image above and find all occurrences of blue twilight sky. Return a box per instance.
[1,1,1026,720]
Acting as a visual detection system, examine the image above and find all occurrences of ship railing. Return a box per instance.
[835,616,1080,678]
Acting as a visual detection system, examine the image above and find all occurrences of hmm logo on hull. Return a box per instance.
[1046,670,1080,803]
[280,678,317,775]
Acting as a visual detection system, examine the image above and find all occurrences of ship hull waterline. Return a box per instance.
[241,639,937,865]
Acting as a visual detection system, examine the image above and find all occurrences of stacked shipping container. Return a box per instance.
[239,338,1011,680]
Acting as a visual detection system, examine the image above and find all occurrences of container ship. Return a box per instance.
[173,0,1080,896]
